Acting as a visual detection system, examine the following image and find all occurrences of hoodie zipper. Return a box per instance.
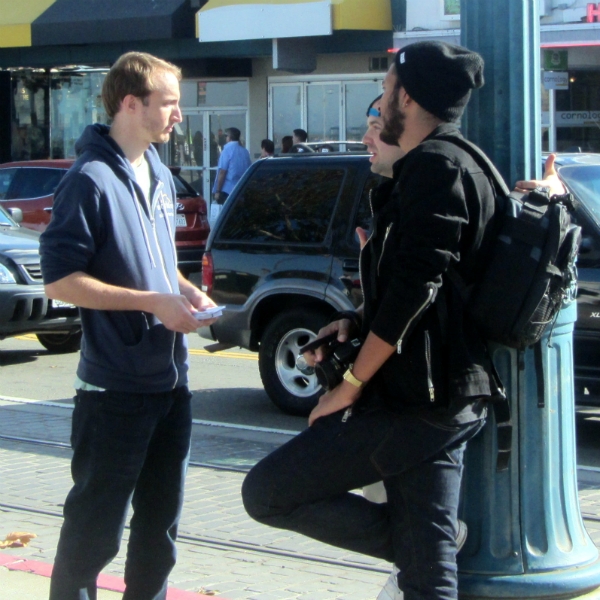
[424,330,435,402]
[395,284,436,354]
[150,180,174,294]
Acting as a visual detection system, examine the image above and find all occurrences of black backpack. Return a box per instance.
[439,136,581,470]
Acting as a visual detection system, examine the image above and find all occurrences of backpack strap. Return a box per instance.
[436,134,514,471]
[435,134,511,197]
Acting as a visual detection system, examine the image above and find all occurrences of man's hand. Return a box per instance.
[356,227,369,249]
[515,154,566,196]
[150,293,211,334]
[303,318,355,367]
[178,274,220,327]
[308,381,361,426]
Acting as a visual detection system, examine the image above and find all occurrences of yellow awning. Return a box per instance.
[197,0,392,42]
[0,0,56,48]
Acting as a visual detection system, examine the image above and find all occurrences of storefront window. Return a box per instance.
[272,84,302,152]
[50,71,108,159]
[180,80,248,107]
[12,71,49,160]
[270,76,384,150]
[345,81,381,142]
[307,83,340,142]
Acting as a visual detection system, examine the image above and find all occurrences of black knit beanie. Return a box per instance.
[394,41,484,123]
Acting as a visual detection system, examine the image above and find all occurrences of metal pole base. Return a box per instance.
[459,556,600,598]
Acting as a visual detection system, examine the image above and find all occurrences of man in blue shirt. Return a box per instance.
[212,127,251,204]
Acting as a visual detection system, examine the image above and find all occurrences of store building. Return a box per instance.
[395,0,600,153]
[0,0,398,201]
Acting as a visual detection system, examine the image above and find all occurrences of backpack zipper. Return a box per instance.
[396,284,436,354]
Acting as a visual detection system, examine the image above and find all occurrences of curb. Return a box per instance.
[0,552,223,599]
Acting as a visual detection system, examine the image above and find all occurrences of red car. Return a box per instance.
[0,160,209,275]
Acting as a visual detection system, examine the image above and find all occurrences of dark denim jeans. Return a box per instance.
[242,407,484,600]
[49,386,192,600]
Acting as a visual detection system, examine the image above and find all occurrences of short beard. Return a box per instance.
[380,87,405,147]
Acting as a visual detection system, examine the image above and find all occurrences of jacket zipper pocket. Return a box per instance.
[377,223,393,275]
[396,284,436,354]
[425,330,435,402]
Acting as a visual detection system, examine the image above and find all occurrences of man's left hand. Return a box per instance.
[308,381,361,427]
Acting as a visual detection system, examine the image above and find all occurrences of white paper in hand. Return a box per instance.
[193,306,225,320]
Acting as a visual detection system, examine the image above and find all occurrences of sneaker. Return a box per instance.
[376,566,401,600]
[457,518,468,552]
[376,519,468,600]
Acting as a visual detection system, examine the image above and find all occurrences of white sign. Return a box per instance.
[198,1,332,42]
[546,111,600,128]
[543,71,569,90]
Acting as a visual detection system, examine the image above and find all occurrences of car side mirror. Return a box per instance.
[7,207,23,223]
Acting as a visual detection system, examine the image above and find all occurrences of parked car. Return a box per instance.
[0,160,209,275]
[0,204,81,352]
[199,152,377,415]
[200,150,600,415]
[551,153,600,404]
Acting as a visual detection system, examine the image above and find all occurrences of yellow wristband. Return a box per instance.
[343,365,365,389]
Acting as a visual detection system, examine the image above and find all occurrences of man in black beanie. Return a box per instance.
[242,41,502,600]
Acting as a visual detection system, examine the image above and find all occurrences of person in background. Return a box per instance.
[291,128,312,153]
[260,138,275,158]
[40,51,218,600]
[212,127,251,205]
[292,128,308,145]
[281,135,293,153]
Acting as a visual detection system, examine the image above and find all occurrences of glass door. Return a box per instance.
[170,110,247,203]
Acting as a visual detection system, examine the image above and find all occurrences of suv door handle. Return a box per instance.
[342,259,359,272]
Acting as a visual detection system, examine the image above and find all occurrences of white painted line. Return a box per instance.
[0,395,300,437]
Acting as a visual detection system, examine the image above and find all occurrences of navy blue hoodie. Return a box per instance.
[40,124,188,393]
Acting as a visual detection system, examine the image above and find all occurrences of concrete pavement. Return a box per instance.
[2,395,600,599]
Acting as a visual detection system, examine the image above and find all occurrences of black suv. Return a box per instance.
[200,151,600,414]
[199,153,378,415]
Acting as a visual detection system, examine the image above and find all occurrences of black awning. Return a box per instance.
[31,0,203,46]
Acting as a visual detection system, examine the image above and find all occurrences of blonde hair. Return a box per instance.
[102,52,182,119]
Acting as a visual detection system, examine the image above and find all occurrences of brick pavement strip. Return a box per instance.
[3,398,600,598]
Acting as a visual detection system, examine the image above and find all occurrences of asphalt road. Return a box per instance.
[0,332,307,434]
[2,331,600,465]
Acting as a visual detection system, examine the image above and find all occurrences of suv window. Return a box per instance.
[220,166,346,243]
[6,167,66,200]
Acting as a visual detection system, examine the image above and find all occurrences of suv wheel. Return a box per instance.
[36,330,82,354]
[259,309,329,416]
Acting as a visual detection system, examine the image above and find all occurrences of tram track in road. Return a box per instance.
[0,436,390,577]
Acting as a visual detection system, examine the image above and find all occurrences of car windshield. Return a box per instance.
[558,164,600,223]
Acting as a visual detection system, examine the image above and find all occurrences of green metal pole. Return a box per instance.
[460,0,541,183]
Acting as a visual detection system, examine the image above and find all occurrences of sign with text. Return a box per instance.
[543,71,569,90]
[588,3,600,22]
[553,111,600,127]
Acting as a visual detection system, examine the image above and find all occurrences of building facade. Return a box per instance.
[396,0,600,153]
[1,0,597,205]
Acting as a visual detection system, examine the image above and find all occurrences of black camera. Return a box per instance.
[297,333,362,391]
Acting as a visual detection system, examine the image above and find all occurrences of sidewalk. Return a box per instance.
[2,395,600,599]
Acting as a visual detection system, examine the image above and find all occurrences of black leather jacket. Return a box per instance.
[360,124,498,419]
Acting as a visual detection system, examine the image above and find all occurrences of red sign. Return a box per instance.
[587,3,600,22]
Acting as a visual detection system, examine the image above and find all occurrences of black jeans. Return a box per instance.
[242,406,484,600]
[49,386,192,600]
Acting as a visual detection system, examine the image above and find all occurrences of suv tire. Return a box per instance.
[36,330,82,354]
[259,308,329,416]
